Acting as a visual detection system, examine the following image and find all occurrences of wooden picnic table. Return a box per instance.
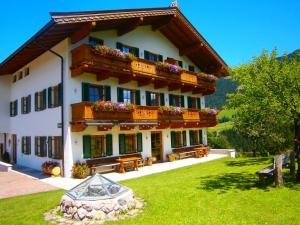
[115,157,141,173]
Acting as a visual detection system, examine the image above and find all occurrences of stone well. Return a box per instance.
[60,174,136,221]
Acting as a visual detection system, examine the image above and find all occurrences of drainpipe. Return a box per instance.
[33,41,65,176]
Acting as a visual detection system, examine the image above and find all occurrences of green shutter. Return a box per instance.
[169,94,173,106]
[135,90,141,105]
[58,83,62,106]
[181,95,185,107]
[171,131,175,148]
[104,86,111,101]
[82,83,89,101]
[21,97,24,114]
[10,102,13,116]
[158,54,163,62]
[199,130,203,144]
[57,137,62,159]
[160,93,165,106]
[106,134,113,156]
[15,100,18,116]
[21,137,24,153]
[137,133,143,152]
[28,95,31,113]
[35,92,38,111]
[42,137,47,157]
[133,47,139,58]
[189,130,193,145]
[145,91,151,106]
[83,135,91,159]
[48,137,52,158]
[42,89,47,110]
[144,50,150,60]
[187,97,192,109]
[182,131,187,146]
[35,137,38,155]
[117,87,124,102]
[119,134,125,155]
[197,98,201,110]
[116,42,123,50]
[48,87,52,108]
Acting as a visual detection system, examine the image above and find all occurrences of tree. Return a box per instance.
[227,49,300,180]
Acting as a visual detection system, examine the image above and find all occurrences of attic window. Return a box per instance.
[17,71,23,80]
[24,67,30,76]
[89,37,103,47]
[12,75,17,83]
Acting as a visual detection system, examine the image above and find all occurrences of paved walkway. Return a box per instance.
[42,154,227,190]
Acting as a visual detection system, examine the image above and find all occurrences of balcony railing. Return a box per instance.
[71,44,215,95]
[71,102,217,131]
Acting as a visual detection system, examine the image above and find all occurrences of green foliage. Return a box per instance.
[72,161,89,179]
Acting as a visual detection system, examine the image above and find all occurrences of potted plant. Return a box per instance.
[42,161,60,176]
[167,153,176,162]
[72,161,89,179]
[146,157,153,166]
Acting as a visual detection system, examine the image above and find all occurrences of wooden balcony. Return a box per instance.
[71,102,217,131]
[71,44,215,95]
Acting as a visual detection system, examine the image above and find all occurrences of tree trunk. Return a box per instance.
[294,116,300,181]
[290,151,295,177]
[274,155,284,187]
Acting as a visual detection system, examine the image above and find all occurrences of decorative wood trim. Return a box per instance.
[71,123,87,132]
[179,43,202,56]
[137,78,154,87]
[117,17,144,36]
[70,22,95,44]
[152,15,176,31]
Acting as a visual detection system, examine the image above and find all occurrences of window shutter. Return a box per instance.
[116,42,123,50]
[133,47,139,58]
[21,97,24,114]
[181,95,185,107]
[28,137,31,155]
[106,134,113,156]
[48,87,52,108]
[10,102,13,117]
[104,86,111,101]
[137,133,143,152]
[197,98,201,110]
[58,83,62,106]
[135,90,141,105]
[145,91,151,106]
[187,97,192,109]
[83,135,91,159]
[169,94,173,106]
[178,61,183,67]
[160,93,165,106]
[15,100,18,116]
[42,137,47,157]
[171,131,175,148]
[189,130,193,145]
[48,137,52,158]
[21,137,25,153]
[182,131,187,146]
[42,89,47,110]
[119,134,125,155]
[117,87,124,102]
[35,137,38,155]
[82,83,89,102]
[35,92,38,111]
[158,54,163,62]
[144,51,150,60]
[28,95,31,113]
[199,130,203,144]
[57,137,62,159]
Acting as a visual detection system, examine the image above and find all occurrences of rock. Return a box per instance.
[135,200,143,209]
[102,206,113,214]
[63,200,72,209]
[86,209,97,219]
[75,201,82,208]
[64,213,72,219]
[83,204,93,212]
[118,199,127,206]
[73,213,80,220]
[77,208,88,220]
[94,211,106,220]
[94,202,104,210]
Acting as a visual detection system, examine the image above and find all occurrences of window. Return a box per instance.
[10,100,18,117]
[83,134,113,159]
[169,94,184,107]
[144,50,163,62]
[24,67,30,76]
[35,89,47,111]
[145,91,164,106]
[82,83,111,102]
[187,96,201,109]
[35,136,47,157]
[48,84,62,108]
[48,136,62,159]
[22,137,31,155]
[12,74,17,83]
[188,65,195,72]
[116,42,139,58]
[117,87,140,105]
[171,131,186,148]
[189,130,199,145]
[119,133,143,155]
[89,37,103,47]
[17,71,23,80]
[21,95,31,114]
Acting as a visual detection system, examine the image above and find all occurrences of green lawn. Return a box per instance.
[1,157,300,225]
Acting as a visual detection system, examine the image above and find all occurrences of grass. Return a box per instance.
[209,121,233,132]
[218,109,235,119]
[1,157,300,225]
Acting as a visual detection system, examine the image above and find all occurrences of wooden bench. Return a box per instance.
[173,145,208,160]
[87,153,144,174]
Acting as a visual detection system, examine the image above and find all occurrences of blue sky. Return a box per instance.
[0,0,299,66]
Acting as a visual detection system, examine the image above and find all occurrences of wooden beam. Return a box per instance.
[117,17,143,36]
[152,15,176,31]
[119,76,133,84]
[179,43,203,56]
[181,85,193,93]
[96,71,110,81]
[70,22,96,44]
[138,78,154,87]
[168,84,181,91]
[154,81,168,89]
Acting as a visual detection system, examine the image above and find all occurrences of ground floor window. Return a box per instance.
[83,134,113,159]
[21,136,31,155]
[35,136,47,157]
[119,133,143,155]
[171,131,187,148]
[48,136,62,159]
[189,130,199,145]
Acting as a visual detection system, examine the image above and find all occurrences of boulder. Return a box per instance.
[118,199,127,206]
[94,211,106,220]
[83,204,93,212]
[86,210,97,219]
[77,208,88,220]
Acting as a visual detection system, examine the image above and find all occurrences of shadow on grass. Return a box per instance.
[225,157,272,167]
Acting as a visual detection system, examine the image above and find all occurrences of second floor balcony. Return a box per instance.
[71,44,216,96]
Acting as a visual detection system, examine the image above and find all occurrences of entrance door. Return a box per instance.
[12,134,17,163]
[151,132,163,162]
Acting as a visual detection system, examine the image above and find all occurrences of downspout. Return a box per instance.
[33,41,65,176]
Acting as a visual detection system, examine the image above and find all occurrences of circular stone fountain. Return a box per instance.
[59,174,137,221]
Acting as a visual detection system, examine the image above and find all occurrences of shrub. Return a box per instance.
[72,161,89,179]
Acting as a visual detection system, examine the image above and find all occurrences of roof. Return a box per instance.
[0,7,228,76]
